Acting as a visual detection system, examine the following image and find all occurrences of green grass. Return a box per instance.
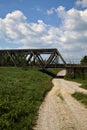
[66,73,87,107]
[72,93,87,107]
[0,67,55,130]
[65,73,87,90]
[71,77,87,90]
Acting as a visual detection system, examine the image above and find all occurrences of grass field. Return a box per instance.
[0,67,58,130]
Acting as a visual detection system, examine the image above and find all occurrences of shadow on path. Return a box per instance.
[40,69,64,79]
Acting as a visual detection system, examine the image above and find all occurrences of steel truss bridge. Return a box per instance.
[0,48,67,68]
[0,48,87,76]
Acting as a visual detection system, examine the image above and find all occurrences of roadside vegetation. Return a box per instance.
[0,67,58,130]
[66,71,87,107]
[65,55,87,107]
[72,93,87,108]
[80,55,87,65]
[71,74,87,107]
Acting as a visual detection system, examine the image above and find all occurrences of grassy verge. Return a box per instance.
[65,72,87,89]
[72,93,87,108]
[66,73,87,107]
[73,79,87,90]
[0,67,56,130]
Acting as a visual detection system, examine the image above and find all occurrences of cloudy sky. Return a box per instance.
[0,0,87,62]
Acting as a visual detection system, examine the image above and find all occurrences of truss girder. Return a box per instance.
[0,48,66,68]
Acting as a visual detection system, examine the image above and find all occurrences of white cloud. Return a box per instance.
[56,6,65,14]
[76,0,87,8]
[47,6,65,17]
[0,10,27,42]
[47,8,55,15]
[62,8,87,31]
[0,10,62,48]
[0,9,87,61]
[47,6,87,59]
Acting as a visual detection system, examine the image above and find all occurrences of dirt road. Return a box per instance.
[34,70,87,130]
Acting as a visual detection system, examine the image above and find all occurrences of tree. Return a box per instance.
[80,56,87,65]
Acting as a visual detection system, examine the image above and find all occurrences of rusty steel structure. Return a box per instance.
[0,48,67,68]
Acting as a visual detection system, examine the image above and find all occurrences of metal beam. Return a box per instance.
[0,48,67,68]
[7,51,16,66]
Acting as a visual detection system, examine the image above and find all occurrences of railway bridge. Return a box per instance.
[0,48,87,78]
[0,48,66,68]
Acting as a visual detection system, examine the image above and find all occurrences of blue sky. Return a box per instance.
[0,0,76,24]
[0,0,87,62]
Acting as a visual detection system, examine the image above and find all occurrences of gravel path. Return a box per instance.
[34,70,87,130]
